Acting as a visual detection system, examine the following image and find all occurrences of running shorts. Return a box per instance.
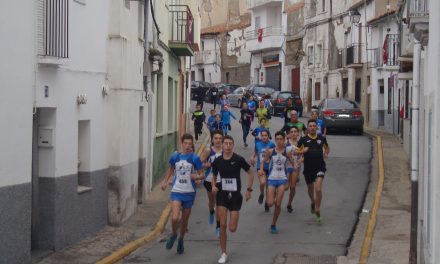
[216,191,243,211]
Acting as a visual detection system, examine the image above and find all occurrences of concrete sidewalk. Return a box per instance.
[35,125,211,264]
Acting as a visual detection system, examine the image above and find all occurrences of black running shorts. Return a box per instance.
[216,191,243,211]
[303,169,325,185]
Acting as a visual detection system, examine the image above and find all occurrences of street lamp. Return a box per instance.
[225,32,231,42]
[349,9,361,24]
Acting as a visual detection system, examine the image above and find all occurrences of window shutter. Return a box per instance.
[36,0,44,55]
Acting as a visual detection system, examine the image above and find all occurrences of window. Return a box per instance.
[156,74,164,134]
[39,0,69,58]
[315,82,321,100]
[138,2,144,39]
[322,0,325,12]
[255,17,261,30]
[308,0,317,17]
[226,72,230,83]
[168,78,174,131]
[308,46,314,65]
[78,120,91,189]
[124,0,130,9]
[315,44,322,64]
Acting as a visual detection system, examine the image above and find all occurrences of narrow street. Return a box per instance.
[120,103,372,264]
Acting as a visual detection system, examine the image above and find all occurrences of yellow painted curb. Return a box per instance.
[359,136,385,264]
[96,135,209,264]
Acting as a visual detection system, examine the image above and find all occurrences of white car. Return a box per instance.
[227,87,247,107]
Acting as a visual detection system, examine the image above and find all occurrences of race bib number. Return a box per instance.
[222,178,237,191]
[178,178,188,184]
[259,151,266,161]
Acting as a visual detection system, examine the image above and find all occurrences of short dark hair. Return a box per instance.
[307,119,317,125]
[181,133,194,143]
[260,130,269,136]
[212,130,224,138]
[215,114,221,118]
[222,135,234,143]
[289,126,299,133]
[275,131,285,138]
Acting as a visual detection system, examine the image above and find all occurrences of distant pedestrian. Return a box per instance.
[211,86,219,110]
[191,104,206,141]
[197,89,205,110]
[263,94,273,113]
[297,119,330,224]
[239,102,253,147]
[161,134,204,254]
[220,105,237,135]
[220,94,230,110]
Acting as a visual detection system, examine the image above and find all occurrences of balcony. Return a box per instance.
[408,0,429,45]
[246,27,284,53]
[169,5,194,57]
[194,51,220,65]
[247,0,282,9]
[384,34,400,67]
[367,48,382,68]
[346,44,362,68]
[337,48,346,69]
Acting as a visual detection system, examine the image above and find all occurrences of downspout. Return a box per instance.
[409,39,421,264]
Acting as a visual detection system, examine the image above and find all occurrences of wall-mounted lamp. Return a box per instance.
[349,9,361,24]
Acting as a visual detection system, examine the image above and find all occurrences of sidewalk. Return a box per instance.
[282,129,411,264]
[36,126,210,264]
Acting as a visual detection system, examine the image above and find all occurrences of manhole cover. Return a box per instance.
[280,254,337,264]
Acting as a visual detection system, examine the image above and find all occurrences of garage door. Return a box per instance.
[265,64,281,91]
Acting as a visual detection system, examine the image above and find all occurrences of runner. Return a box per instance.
[246,93,257,122]
[200,130,223,238]
[285,126,302,213]
[250,130,275,212]
[239,102,253,147]
[297,119,330,223]
[220,94,230,109]
[256,100,271,129]
[220,105,237,135]
[161,134,204,254]
[211,85,219,110]
[282,110,306,136]
[283,98,296,125]
[191,104,206,141]
[210,114,225,132]
[251,118,272,146]
[211,135,255,264]
[207,109,216,138]
[259,131,294,233]
[310,109,327,136]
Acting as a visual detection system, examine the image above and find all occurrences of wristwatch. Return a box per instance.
[247,187,253,192]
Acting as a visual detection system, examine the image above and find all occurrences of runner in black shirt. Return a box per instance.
[212,135,255,264]
[239,102,253,147]
[297,119,329,224]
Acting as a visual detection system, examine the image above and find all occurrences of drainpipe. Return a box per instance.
[409,39,421,264]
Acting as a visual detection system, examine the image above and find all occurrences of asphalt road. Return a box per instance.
[121,102,372,264]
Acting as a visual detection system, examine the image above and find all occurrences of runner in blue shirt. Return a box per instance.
[251,118,272,145]
[161,134,204,255]
[311,110,327,136]
[250,130,275,212]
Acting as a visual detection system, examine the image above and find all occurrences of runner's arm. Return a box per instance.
[200,147,211,168]
[259,148,272,172]
[161,166,174,191]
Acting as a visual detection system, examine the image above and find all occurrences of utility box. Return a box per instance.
[38,127,54,148]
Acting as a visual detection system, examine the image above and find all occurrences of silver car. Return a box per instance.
[228,87,247,107]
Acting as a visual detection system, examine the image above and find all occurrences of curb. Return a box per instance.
[95,131,210,264]
[358,136,385,264]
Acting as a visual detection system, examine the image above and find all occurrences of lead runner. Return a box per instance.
[212,135,255,264]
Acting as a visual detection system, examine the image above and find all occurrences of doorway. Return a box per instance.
[355,78,361,103]
[342,78,348,98]
[291,68,300,94]
[307,78,313,111]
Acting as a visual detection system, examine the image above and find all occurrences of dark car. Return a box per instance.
[245,85,275,101]
[205,83,240,102]
[191,81,211,100]
[317,98,364,134]
[271,91,303,116]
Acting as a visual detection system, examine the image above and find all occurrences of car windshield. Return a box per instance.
[254,87,274,94]
[327,99,358,109]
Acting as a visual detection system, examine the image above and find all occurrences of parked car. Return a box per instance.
[271,91,303,116]
[245,85,275,101]
[317,98,364,134]
[205,83,240,102]
[228,87,247,107]
[191,81,211,100]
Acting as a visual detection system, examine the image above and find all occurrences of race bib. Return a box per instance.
[212,92,217,95]
[259,151,266,161]
[222,178,237,191]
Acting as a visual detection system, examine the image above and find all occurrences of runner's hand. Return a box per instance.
[258,169,264,177]
[161,180,168,191]
[245,190,251,201]
[212,185,218,193]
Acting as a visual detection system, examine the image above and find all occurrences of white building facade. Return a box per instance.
[192,36,222,83]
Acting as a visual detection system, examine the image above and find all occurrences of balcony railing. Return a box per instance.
[41,0,69,58]
[247,0,282,9]
[246,27,283,40]
[384,34,400,66]
[169,5,194,44]
[367,48,382,68]
[346,44,362,65]
[409,0,429,17]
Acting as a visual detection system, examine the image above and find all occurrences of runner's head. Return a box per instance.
[287,98,293,107]
[212,130,223,148]
[196,104,201,111]
[274,131,285,148]
[259,100,265,108]
[215,114,221,121]
[181,133,194,154]
[261,130,269,143]
[242,102,248,109]
[222,135,234,154]
[222,94,226,99]
[311,110,319,120]
[260,118,267,128]
[210,109,216,115]
[307,119,318,135]
[289,126,299,140]
[223,105,229,111]
[290,110,298,122]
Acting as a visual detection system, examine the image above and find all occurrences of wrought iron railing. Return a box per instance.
[43,0,69,58]
[169,5,194,45]
[245,27,283,40]
[367,48,382,68]
[409,0,429,17]
[384,34,400,66]
[346,44,362,65]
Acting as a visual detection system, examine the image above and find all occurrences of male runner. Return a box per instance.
[310,109,327,136]
[259,131,294,233]
[282,110,306,136]
[212,135,255,264]
[200,130,223,237]
[250,130,275,212]
[297,120,330,223]
[161,134,204,254]
[285,126,302,213]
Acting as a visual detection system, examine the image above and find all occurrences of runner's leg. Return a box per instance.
[315,177,324,213]
[266,185,276,207]
[288,171,298,206]
[228,211,240,233]
[272,185,286,227]
[217,206,228,254]
[171,201,182,235]
[180,207,191,238]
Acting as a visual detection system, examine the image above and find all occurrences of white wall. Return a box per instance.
[0,2,35,187]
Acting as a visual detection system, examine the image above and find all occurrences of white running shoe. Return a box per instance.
[218,253,228,263]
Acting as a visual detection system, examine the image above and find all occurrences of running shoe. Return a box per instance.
[209,211,215,225]
[270,225,279,234]
[216,227,220,238]
[315,212,322,224]
[218,253,228,264]
[165,234,177,250]
[177,237,184,254]
[310,203,315,214]
[287,205,293,213]
[258,193,264,204]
